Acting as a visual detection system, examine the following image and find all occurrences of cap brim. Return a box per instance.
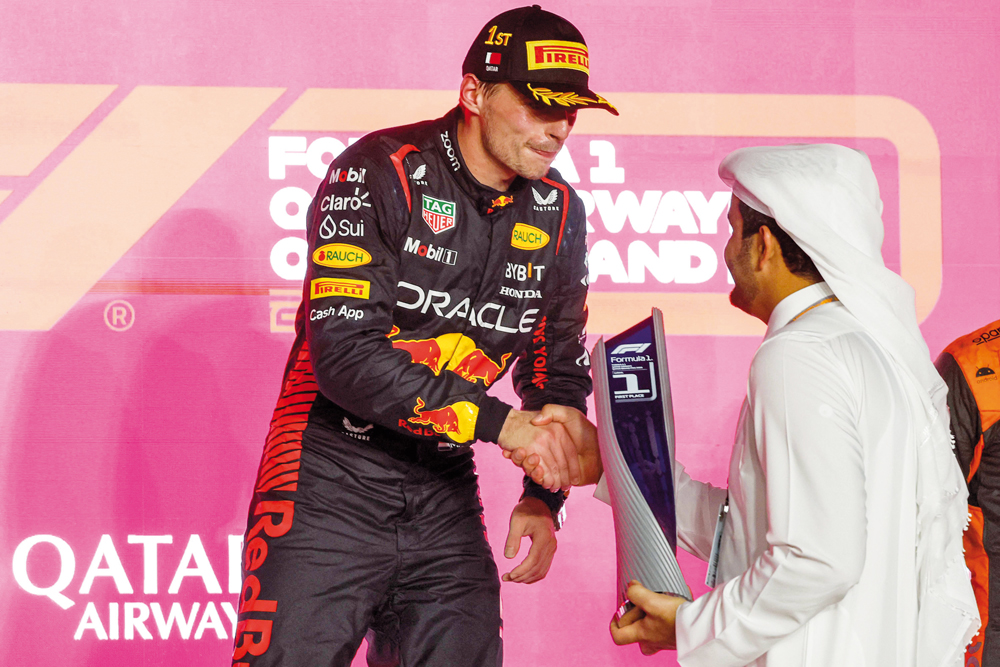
[510,81,619,116]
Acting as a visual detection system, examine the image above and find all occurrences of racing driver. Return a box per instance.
[233,5,618,666]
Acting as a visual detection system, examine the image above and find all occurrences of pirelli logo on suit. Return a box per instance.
[310,278,371,300]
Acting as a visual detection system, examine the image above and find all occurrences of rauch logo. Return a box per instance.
[312,244,372,268]
[511,223,550,251]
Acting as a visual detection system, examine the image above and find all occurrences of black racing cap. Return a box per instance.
[463,5,618,116]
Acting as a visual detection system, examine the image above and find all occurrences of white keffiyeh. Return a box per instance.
[719,143,978,667]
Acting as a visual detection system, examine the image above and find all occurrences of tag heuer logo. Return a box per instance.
[422,195,456,233]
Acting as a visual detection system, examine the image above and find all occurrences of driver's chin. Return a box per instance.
[520,166,550,180]
[516,151,555,180]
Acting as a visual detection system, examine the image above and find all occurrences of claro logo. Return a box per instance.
[511,223,550,251]
[312,243,371,268]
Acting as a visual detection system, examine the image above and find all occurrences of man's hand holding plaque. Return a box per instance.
[610,581,685,655]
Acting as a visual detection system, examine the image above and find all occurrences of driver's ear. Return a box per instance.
[459,74,484,116]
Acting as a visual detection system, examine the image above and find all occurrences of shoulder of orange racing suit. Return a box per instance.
[302,115,512,446]
[937,321,1000,663]
[936,318,1000,485]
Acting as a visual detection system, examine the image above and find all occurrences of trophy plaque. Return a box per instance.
[592,308,691,619]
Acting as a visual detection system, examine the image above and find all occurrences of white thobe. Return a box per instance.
[675,282,920,667]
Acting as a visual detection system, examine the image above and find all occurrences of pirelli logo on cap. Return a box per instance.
[526,40,589,75]
[310,277,371,300]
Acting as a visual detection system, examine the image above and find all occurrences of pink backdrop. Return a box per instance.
[1,1,998,665]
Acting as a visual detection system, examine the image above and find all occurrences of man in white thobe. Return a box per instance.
[516,143,978,666]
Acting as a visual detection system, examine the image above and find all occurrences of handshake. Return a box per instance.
[497,405,603,491]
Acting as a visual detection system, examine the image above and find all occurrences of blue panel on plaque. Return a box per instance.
[604,316,676,552]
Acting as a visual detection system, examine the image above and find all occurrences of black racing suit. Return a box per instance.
[233,107,592,666]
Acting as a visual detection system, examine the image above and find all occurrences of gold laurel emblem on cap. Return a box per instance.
[527,84,618,113]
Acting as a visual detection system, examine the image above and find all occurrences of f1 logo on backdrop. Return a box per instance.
[0,83,284,331]
[0,85,941,336]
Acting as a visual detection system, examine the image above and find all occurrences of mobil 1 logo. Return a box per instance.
[403,237,458,266]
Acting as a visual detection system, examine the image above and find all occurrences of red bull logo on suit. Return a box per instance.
[389,331,511,386]
[407,397,479,444]
[447,344,511,386]
[390,332,460,375]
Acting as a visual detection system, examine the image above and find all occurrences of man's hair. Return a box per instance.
[460,80,504,117]
[738,200,822,281]
[477,81,503,99]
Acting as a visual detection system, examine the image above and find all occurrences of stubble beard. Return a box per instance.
[728,242,759,315]
[481,107,556,181]
[729,283,756,314]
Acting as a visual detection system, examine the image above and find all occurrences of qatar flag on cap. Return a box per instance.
[485,52,501,64]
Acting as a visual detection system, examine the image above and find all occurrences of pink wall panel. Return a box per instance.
[1,1,998,665]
